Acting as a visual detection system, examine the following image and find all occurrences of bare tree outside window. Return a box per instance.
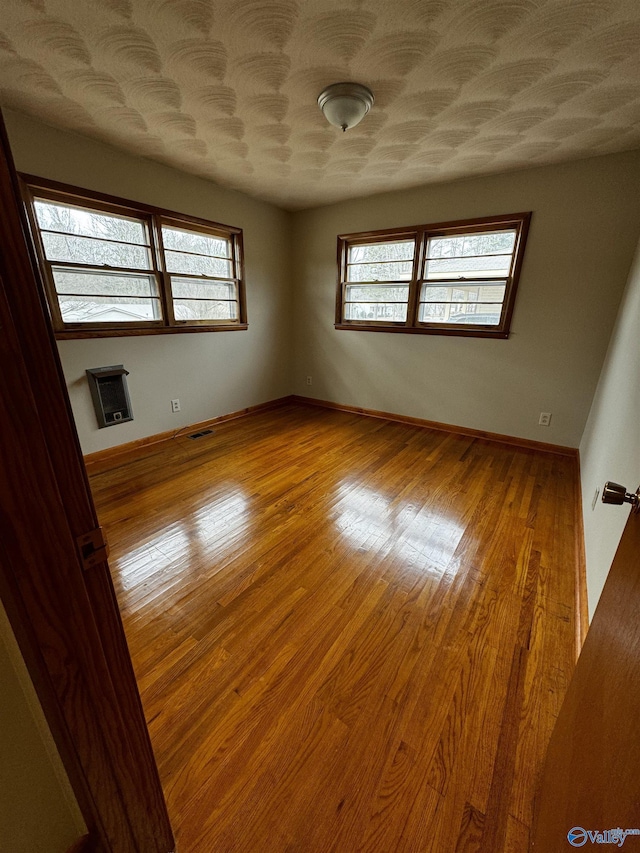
[345,239,413,322]
[162,224,237,322]
[34,200,160,324]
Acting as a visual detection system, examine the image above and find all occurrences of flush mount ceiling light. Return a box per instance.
[317,82,375,132]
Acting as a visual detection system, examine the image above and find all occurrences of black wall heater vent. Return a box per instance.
[86,365,133,429]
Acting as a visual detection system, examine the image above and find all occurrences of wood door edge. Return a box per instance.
[66,835,92,853]
[574,452,589,657]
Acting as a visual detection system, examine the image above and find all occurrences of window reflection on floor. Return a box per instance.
[114,491,249,591]
[334,481,464,571]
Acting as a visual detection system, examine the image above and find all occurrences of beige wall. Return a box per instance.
[579,238,640,616]
[4,110,293,455]
[0,602,85,853]
[291,151,640,447]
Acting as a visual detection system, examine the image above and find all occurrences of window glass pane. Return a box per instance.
[425,229,516,279]
[347,261,413,282]
[419,302,502,325]
[58,293,161,323]
[425,254,512,279]
[164,250,233,278]
[42,232,151,269]
[52,267,159,297]
[421,283,506,303]
[348,240,415,264]
[345,284,409,303]
[170,277,236,301]
[162,225,230,258]
[427,230,515,258]
[34,200,147,244]
[344,302,408,322]
[173,299,237,321]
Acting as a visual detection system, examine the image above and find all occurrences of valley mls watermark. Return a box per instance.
[568,827,640,847]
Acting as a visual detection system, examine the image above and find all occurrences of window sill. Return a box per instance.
[55,324,248,340]
[334,323,509,339]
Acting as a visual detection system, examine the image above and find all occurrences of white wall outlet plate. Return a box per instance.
[539,412,551,426]
[171,399,181,413]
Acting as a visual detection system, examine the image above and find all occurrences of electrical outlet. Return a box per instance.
[538,412,551,426]
[306,376,312,386]
[171,399,181,413]
[592,487,600,510]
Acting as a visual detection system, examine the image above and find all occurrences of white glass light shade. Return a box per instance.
[317,83,374,132]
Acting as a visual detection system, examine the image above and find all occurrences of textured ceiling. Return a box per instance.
[1,0,640,210]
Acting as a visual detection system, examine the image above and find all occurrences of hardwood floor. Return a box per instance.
[89,403,578,853]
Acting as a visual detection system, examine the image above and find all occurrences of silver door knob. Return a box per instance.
[602,482,640,512]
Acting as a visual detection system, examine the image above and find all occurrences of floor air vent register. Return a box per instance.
[188,429,214,440]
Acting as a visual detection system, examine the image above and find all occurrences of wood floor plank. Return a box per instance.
[455,802,486,852]
[90,403,578,853]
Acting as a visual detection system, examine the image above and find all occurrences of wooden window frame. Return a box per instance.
[159,214,244,329]
[20,174,247,339]
[336,212,531,339]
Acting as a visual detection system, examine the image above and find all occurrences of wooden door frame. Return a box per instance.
[0,115,174,851]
